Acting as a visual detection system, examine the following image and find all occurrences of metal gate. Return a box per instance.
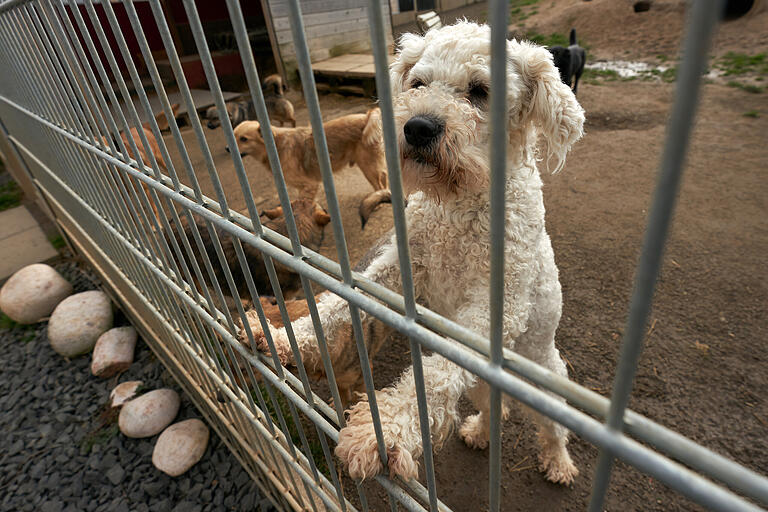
[0,0,766,510]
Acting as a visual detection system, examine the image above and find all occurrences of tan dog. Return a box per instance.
[262,74,296,128]
[103,104,180,223]
[232,109,389,220]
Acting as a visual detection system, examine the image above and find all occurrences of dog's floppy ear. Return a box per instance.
[313,209,331,226]
[261,206,283,219]
[514,42,584,173]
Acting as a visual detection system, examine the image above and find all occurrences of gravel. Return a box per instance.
[0,259,271,511]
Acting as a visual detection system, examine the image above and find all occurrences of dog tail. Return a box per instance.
[569,28,577,46]
[362,107,383,148]
[358,188,391,229]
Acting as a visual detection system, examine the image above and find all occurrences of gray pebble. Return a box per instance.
[106,464,125,486]
[153,498,172,512]
[141,480,164,497]
[30,460,46,479]
[40,500,63,512]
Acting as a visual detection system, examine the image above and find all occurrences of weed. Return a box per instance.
[80,403,120,455]
[0,180,23,212]
[727,81,765,94]
[743,110,760,118]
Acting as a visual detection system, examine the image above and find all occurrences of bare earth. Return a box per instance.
[163,2,768,510]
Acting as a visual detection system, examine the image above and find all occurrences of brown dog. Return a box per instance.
[205,75,295,129]
[239,231,393,407]
[262,74,296,128]
[232,109,389,219]
[168,198,331,311]
[248,294,389,407]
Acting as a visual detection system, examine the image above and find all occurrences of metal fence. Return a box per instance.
[0,0,766,510]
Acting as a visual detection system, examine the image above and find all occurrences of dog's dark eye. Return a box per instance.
[468,84,488,105]
[239,136,247,142]
[410,79,426,89]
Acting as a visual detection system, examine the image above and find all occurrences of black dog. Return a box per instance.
[548,28,586,95]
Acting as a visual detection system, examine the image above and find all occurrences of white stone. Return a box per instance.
[0,264,73,324]
[110,380,143,408]
[91,326,138,378]
[119,389,180,438]
[152,419,210,477]
[48,290,113,357]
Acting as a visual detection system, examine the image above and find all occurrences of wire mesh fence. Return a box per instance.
[0,0,766,510]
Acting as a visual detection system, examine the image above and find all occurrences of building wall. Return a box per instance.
[268,0,393,80]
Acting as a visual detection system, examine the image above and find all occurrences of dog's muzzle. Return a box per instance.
[404,116,443,148]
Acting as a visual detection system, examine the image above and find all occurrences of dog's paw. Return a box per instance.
[248,319,291,367]
[335,401,418,481]
[538,447,578,486]
[459,413,489,450]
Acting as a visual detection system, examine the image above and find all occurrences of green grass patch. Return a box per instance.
[256,384,330,480]
[509,0,539,22]
[525,31,569,48]
[659,67,677,83]
[743,110,760,118]
[0,180,23,212]
[582,68,620,82]
[727,81,765,94]
[49,235,66,250]
[717,52,768,76]
[0,312,38,338]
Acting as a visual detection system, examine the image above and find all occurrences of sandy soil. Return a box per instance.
[158,3,768,509]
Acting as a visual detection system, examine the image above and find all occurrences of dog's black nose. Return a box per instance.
[225,146,230,153]
[404,116,443,147]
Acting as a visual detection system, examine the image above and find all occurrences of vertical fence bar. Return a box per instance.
[488,0,508,509]
[587,1,724,510]
[365,0,443,510]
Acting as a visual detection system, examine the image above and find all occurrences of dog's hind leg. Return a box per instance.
[572,69,581,95]
[459,380,510,450]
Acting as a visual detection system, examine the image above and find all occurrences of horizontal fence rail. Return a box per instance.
[0,0,766,510]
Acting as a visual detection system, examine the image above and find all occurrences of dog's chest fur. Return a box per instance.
[402,168,547,318]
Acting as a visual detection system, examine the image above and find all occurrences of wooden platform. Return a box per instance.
[312,53,392,79]
[312,53,394,96]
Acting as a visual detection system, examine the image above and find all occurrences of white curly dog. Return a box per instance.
[248,21,585,485]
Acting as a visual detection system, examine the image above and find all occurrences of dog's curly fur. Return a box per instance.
[246,21,584,485]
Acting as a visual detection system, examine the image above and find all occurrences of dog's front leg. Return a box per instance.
[245,237,405,371]
[335,352,476,480]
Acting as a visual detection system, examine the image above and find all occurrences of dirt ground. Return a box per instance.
[159,2,768,510]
